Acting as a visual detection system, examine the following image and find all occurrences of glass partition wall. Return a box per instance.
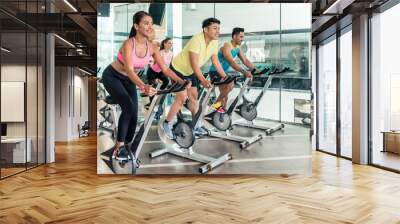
[181,3,312,126]
[317,35,337,155]
[316,25,352,158]
[0,1,46,179]
[370,3,400,171]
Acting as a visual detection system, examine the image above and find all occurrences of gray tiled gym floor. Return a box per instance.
[97,119,311,175]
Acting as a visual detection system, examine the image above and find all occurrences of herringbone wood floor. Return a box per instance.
[1,135,400,224]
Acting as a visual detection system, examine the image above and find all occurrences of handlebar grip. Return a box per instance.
[213,75,237,86]
[156,80,190,95]
[251,67,270,76]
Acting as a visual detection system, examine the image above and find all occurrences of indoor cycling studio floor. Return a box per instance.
[97,119,312,175]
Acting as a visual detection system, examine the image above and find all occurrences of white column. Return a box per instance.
[172,3,182,56]
[46,33,55,163]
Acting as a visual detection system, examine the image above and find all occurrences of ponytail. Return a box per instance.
[129,26,136,38]
[160,37,171,50]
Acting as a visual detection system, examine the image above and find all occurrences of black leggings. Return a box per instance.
[102,65,138,144]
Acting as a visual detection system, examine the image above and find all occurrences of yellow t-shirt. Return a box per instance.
[172,32,219,76]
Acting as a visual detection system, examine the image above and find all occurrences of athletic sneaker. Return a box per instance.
[217,107,226,113]
[194,126,208,136]
[116,146,129,161]
[212,101,222,110]
[162,121,174,139]
[154,107,164,121]
[212,101,226,113]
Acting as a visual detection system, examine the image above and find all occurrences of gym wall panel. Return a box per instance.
[54,66,89,141]
[1,82,25,122]
[214,3,280,35]
[181,3,214,37]
[1,65,26,139]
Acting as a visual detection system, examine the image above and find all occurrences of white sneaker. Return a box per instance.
[162,121,174,139]
[194,126,208,136]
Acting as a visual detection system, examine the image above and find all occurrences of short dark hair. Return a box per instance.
[202,17,220,29]
[232,27,244,38]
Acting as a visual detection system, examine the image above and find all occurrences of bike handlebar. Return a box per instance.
[157,81,190,95]
[213,74,239,86]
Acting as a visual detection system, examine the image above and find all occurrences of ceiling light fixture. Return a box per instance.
[323,0,354,15]
[63,0,78,12]
[54,34,75,48]
[1,47,11,53]
[78,67,92,76]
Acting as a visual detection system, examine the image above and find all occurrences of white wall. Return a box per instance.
[55,66,69,141]
[281,4,312,30]
[181,3,215,36]
[55,67,89,141]
[180,3,311,37]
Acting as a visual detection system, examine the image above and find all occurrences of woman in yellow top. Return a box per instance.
[163,18,229,138]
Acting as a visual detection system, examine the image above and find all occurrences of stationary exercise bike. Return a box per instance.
[97,79,120,138]
[98,71,147,137]
[100,81,189,174]
[232,66,289,134]
[202,68,271,149]
[150,77,236,173]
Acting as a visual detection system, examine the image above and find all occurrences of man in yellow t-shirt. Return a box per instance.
[163,18,228,139]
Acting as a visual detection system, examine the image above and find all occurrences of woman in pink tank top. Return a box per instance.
[146,38,174,108]
[102,11,185,161]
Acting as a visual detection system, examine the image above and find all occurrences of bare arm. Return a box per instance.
[152,44,185,84]
[238,50,255,70]
[211,54,227,79]
[222,43,252,77]
[222,43,244,73]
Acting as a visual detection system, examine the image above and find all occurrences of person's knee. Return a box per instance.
[188,96,197,106]
[188,87,198,100]
[228,82,234,91]
[175,91,187,105]
[220,85,229,95]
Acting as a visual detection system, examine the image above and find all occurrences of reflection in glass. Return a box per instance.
[340,29,352,158]
[371,4,400,171]
[38,32,46,165]
[317,37,337,154]
[27,31,39,169]
[1,30,28,177]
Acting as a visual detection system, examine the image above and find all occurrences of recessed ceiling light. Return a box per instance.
[63,0,78,12]
[78,67,92,76]
[54,34,75,48]
[1,47,11,53]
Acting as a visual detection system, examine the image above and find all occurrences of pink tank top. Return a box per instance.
[151,50,173,73]
[117,37,151,71]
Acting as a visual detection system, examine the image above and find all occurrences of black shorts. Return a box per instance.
[209,70,223,83]
[147,67,169,89]
[170,64,199,88]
